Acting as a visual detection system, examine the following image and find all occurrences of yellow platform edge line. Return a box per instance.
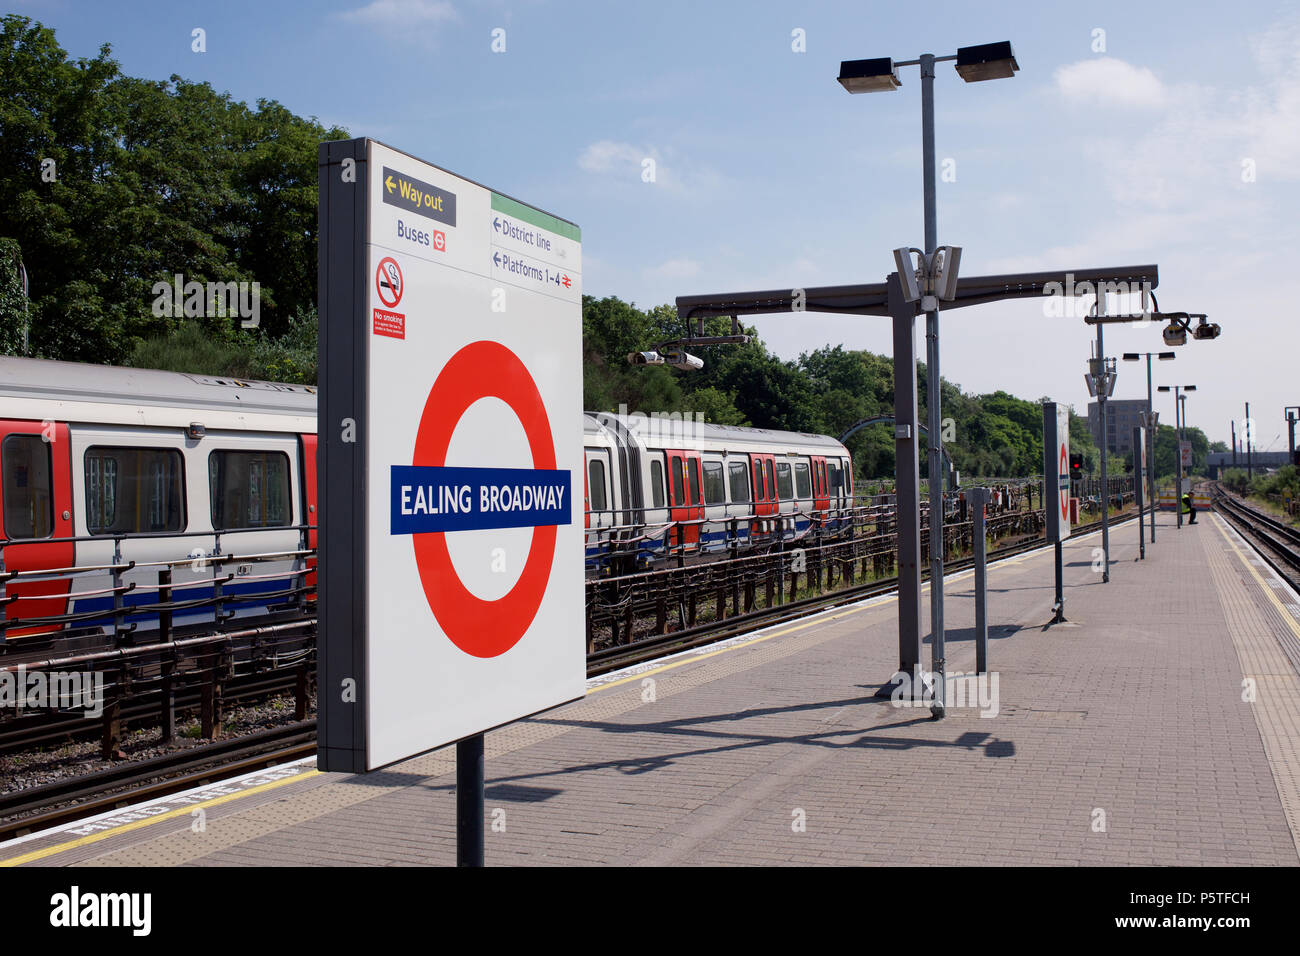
[1211,513,1300,642]
[0,769,321,867]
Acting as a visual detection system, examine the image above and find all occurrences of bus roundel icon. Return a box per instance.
[1059,444,1070,521]
[376,257,403,309]
[410,341,560,659]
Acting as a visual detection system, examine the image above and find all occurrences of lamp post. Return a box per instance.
[1158,385,1196,527]
[838,41,1018,716]
[1123,351,1175,543]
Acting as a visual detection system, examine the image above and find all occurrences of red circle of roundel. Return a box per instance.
[1059,444,1069,520]
[411,341,558,659]
[376,257,403,309]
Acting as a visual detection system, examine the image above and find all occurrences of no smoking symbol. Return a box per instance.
[376,257,403,309]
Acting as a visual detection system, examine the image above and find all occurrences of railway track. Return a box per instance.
[1,508,1139,841]
[1211,484,1300,589]
[0,722,316,841]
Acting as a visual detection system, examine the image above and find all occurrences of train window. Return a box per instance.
[672,458,685,506]
[209,450,292,530]
[794,460,811,501]
[728,461,750,503]
[85,447,185,534]
[841,459,853,494]
[765,460,775,502]
[649,459,665,509]
[752,460,764,501]
[2,434,54,539]
[702,460,725,505]
[688,458,701,505]
[588,459,607,513]
[776,462,793,501]
[828,460,842,496]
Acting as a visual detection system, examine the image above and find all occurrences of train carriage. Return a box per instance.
[0,357,858,634]
[0,357,316,645]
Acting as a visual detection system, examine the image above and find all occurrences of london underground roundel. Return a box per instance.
[409,341,558,658]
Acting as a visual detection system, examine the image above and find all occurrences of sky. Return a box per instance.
[12,0,1300,448]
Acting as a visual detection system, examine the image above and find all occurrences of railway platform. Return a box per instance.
[4,509,1299,867]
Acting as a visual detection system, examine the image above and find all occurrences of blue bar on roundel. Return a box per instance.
[390,465,572,534]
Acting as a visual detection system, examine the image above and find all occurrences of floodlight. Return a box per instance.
[892,247,922,302]
[932,245,962,300]
[838,58,902,93]
[954,42,1019,82]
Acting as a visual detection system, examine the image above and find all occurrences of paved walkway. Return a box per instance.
[5,510,1299,866]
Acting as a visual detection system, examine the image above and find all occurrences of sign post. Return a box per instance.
[1043,403,1071,623]
[1133,425,1146,560]
[969,487,991,673]
[317,138,584,867]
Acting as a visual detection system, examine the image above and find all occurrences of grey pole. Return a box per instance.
[919,52,946,717]
[884,272,924,698]
[1287,413,1295,461]
[1096,295,1110,583]
[971,487,990,673]
[1175,388,1184,528]
[1232,419,1237,466]
[1146,354,1156,544]
[1134,425,1146,559]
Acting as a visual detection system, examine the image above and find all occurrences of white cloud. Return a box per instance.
[578,140,646,173]
[339,0,457,27]
[577,139,728,197]
[644,257,701,280]
[1054,57,1168,109]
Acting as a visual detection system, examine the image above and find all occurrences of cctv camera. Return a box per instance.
[1162,322,1187,346]
[663,349,704,371]
[627,351,665,365]
[1192,319,1221,340]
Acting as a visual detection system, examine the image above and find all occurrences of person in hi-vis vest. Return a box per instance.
[1181,491,1197,525]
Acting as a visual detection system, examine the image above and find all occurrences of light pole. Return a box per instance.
[1124,351,1175,543]
[1159,384,1197,527]
[838,41,1018,715]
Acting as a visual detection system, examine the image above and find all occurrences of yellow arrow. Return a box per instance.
[385,175,395,193]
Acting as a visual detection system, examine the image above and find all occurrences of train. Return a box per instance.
[0,356,854,643]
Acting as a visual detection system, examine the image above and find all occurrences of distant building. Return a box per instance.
[1088,399,1148,455]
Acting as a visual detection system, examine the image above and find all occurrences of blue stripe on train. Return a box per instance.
[71,579,294,627]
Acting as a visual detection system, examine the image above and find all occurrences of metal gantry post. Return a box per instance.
[886,273,924,697]
[919,52,947,716]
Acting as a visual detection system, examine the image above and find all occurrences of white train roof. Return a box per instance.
[591,411,847,453]
[0,357,316,433]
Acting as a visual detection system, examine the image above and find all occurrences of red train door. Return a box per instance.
[810,455,829,514]
[300,434,318,603]
[0,420,75,640]
[666,449,703,549]
[749,454,777,541]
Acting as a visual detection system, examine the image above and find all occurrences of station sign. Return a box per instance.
[317,138,584,772]
[1043,403,1070,542]
[1179,440,1193,469]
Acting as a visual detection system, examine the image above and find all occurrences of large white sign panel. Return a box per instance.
[318,139,585,771]
[1043,403,1071,542]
